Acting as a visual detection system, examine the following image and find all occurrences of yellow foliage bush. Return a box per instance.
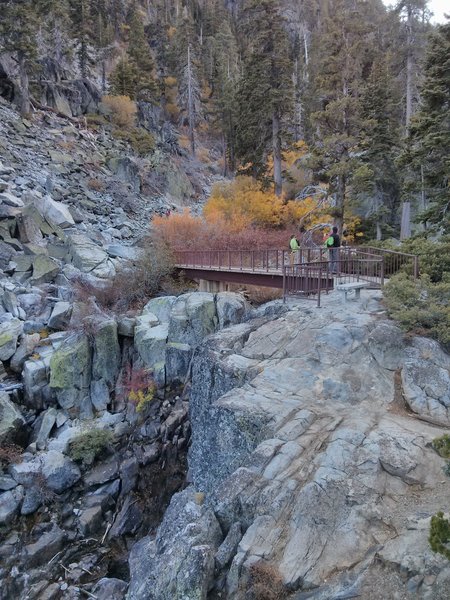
[102,95,137,129]
[166,102,180,120]
[152,209,207,249]
[129,388,154,413]
[204,177,328,231]
[197,147,212,164]
[164,76,177,88]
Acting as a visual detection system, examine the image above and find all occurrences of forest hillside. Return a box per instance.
[1,0,449,241]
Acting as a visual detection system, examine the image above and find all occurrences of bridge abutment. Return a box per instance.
[198,279,229,293]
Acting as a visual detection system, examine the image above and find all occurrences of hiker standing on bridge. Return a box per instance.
[325,226,340,274]
[290,234,300,266]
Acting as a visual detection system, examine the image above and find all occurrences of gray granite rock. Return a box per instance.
[41,450,81,493]
[0,317,22,361]
[92,578,128,600]
[127,487,222,599]
[34,194,75,228]
[24,523,66,567]
[48,301,72,330]
[0,392,26,444]
[0,487,23,524]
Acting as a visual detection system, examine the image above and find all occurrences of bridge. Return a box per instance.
[175,246,419,306]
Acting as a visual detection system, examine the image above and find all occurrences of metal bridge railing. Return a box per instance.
[175,247,418,306]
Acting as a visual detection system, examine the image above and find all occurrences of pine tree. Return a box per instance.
[356,56,401,239]
[109,56,139,98]
[0,0,51,115]
[127,7,159,102]
[308,0,374,233]
[173,7,202,154]
[236,0,294,196]
[407,21,450,233]
[208,17,239,173]
[68,0,93,78]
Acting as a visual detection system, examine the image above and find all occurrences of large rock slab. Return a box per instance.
[142,296,176,322]
[30,255,60,285]
[216,292,248,329]
[168,292,217,347]
[49,335,91,412]
[68,233,109,274]
[41,450,81,493]
[34,194,75,228]
[135,323,168,369]
[0,487,24,524]
[401,337,450,426]
[131,292,450,599]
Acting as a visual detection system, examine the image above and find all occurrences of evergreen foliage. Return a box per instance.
[383,236,450,350]
[236,0,294,195]
[429,512,450,561]
[407,22,450,233]
[0,0,448,237]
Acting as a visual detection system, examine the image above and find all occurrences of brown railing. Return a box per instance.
[175,247,417,306]
[175,249,290,272]
[175,247,418,279]
[358,246,419,278]
[283,262,333,307]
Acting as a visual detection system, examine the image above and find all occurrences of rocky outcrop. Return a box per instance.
[128,488,223,600]
[129,291,450,600]
[135,292,250,387]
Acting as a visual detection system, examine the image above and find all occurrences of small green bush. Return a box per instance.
[113,127,155,156]
[384,272,450,350]
[401,236,450,283]
[432,434,450,459]
[429,512,450,560]
[68,429,114,466]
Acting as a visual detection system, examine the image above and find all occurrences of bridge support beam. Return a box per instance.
[198,279,229,293]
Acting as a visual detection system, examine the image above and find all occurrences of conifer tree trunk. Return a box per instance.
[18,50,30,117]
[273,108,282,196]
[406,6,414,128]
[335,174,345,234]
[187,44,195,155]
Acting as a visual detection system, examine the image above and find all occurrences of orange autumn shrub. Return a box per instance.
[152,209,210,250]
[151,209,293,251]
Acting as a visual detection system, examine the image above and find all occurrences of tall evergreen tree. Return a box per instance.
[208,17,240,173]
[109,55,139,97]
[0,0,52,115]
[406,21,450,233]
[308,0,374,233]
[127,7,159,101]
[356,57,401,239]
[236,0,294,196]
[173,7,202,154]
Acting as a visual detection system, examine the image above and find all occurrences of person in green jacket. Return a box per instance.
[325,226,340,274]
[290,234,300,266]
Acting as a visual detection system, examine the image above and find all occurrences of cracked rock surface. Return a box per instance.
[128,291,450,600]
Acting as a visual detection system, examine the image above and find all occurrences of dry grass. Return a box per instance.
[86,178,105,192]
[71,241,175,314]
[196,147,211,163]
[243,562,287,600]
[243,285,283,305]
[0,442,24,468]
